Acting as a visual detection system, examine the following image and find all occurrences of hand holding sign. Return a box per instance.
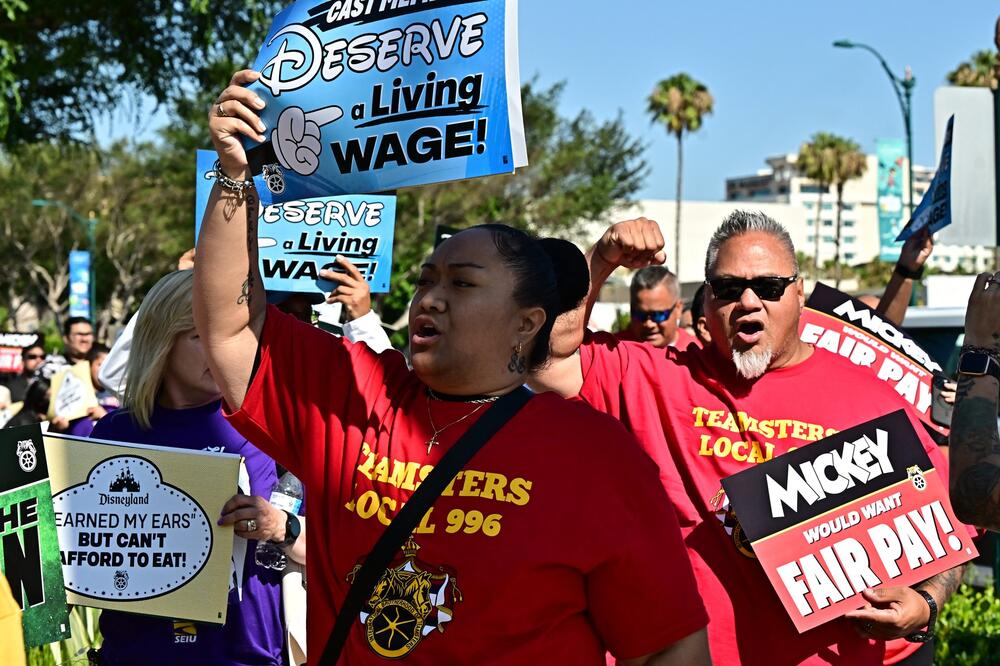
[209,70,268,177]
[844,586,933,640]
[964,271,1000,350]
[320,256,373,320]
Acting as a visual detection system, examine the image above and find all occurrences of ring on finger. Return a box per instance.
[862,622,873,634]
[245,518,257,532]
[217,102,228,118]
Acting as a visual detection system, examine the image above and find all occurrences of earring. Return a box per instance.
[507,342,526,374]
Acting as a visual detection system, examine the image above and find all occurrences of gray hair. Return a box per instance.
[704,210,799,278]
[630,265,680,300]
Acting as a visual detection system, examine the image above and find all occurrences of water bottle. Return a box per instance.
[255,472,303,571]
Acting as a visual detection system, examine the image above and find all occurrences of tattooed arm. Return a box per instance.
[949,272,1000,530]
[192,69,269,410]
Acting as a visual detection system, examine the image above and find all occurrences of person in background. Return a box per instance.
[90,270,285,666]
[948,270,1000,530]
[1,342,45,402]
[617,265,698,349]
[0,574,26,666]
[0,385,12,427]
[63,344,118,438]
[4,378,51,429]
[535,212,968,666]
[38,317,94,380]
[689,283,711,348]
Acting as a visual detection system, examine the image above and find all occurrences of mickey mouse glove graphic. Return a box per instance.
[246,104,343,194]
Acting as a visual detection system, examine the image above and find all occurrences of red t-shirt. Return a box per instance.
[226,307,707,664]
[579,331,961,666]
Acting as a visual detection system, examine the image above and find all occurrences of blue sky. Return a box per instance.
[519,1,998,200]
[99,1,998,201]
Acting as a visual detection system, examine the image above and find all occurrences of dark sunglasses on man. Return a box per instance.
[631,309,675,324]
[23,353,45,360]
[707,275,798,302]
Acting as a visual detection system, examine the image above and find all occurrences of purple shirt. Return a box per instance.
[90,400,283,666]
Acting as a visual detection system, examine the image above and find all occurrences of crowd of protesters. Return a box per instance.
[5,67,1000,666]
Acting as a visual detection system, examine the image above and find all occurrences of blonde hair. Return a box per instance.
[123,270,196,430]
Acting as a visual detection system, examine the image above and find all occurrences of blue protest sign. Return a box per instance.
[68,250,91,319]
[258,195,396,293]
[194,152,394,295]
[241,0,526,200]
[897,116,953,241]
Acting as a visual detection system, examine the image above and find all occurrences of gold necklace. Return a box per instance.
[425,395,489,454]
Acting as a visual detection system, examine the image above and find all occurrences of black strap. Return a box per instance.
[318,386,533,665]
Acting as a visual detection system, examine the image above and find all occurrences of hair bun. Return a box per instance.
[539,238,588,315]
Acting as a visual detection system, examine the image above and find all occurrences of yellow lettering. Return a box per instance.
[506,478,532,506]
[479,473,508,501]
[356,491,379,519]
[758,420,775,438]
[376,495,397,526]
[713,436,732,458]
[732,440,749,462]
[459,470,485,497]
[720,411,737,432]
[764,442,776,460]
[747,442,765,463]
[807,424,824,441]
[357,441,376,479]
[775,420,791,438]
[441,472,462,497]
[692,406,710,427]
[698,434,713,457]
[791,421,809,440]
[372,457,390,483]
[707,410,724,427]
[414,507,436,534]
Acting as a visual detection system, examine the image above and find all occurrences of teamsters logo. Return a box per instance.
[711,488,755,559]
[16,439,37,473]
[347,537,462,659]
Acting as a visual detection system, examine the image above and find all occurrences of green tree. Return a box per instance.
[798,133,866,288]
[0,0,281,145]
[646,73,713,274]
[829,138,867,288]
[379,80,648,331]
[947,49,998,89]
[797,133,838,279]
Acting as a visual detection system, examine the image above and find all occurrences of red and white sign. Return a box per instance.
[799,283,947,436]
[722,411,975,632]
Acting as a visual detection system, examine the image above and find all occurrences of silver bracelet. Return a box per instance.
[212,160,254,195]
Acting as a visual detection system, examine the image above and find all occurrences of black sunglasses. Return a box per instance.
[706,275,798,302]
[631,308,674,323]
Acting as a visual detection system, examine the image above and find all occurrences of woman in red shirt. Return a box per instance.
[192,69,710,665]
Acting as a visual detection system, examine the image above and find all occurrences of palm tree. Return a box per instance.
[647,74,713,275]
[797,134,837,280]
[946,49,998,88]
[830,139,867,288]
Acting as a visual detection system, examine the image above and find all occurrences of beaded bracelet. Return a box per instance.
[212,160,255,196]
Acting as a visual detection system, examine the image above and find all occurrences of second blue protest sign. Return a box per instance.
[243,0,526,200]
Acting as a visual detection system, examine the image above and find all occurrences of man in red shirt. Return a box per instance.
[534,211,966,665]
[617,266,698,349]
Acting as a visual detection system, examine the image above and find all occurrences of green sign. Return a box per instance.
[1,424,70,647]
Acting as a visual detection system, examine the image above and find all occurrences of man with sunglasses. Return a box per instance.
[1,342,46,403]
[618,266,699,349]
[534,211,967,666]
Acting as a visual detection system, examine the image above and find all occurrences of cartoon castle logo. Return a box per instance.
[109,467,141,493]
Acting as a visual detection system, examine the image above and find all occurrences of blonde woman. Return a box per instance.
[90,270,288,666]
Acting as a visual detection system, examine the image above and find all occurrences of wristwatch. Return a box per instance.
[958,351,1000,382]
[905,589,938,643]
[894,263,925,280]
[274,510,301,548]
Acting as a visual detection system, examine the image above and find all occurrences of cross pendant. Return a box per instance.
[426,437,438,454]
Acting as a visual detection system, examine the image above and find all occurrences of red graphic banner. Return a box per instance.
[798,283,947,436]
[722,411,975,633]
